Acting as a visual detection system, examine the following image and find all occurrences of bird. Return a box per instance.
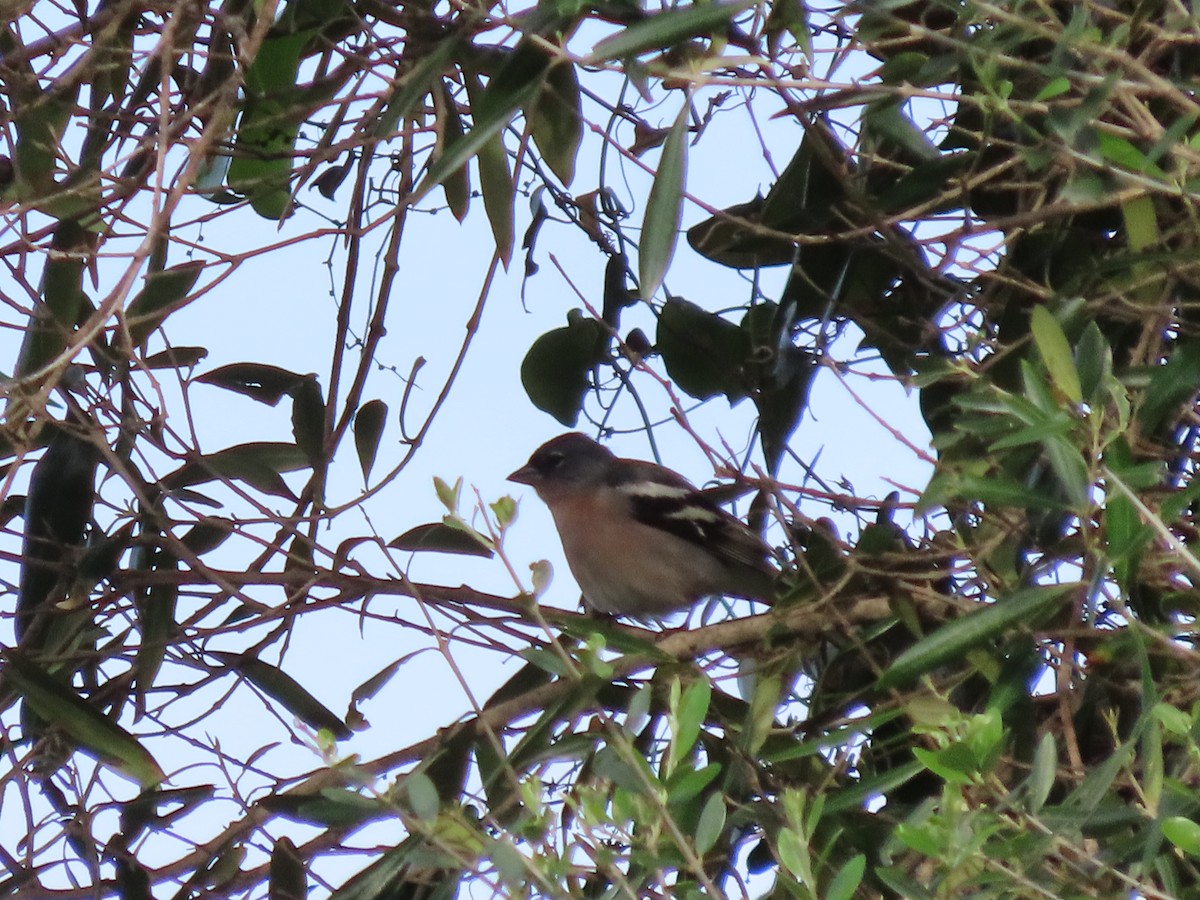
[507,432,777,618]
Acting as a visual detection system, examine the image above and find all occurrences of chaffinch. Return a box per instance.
[507,432,778,618]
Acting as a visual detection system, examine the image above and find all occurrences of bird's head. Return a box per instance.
[507,432,615,501]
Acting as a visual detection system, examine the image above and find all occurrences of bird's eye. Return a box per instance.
[543,451,565,470]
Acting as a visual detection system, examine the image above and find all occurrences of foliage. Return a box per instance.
[3,0,1200,898]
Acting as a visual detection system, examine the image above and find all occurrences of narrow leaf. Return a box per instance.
[374,38,461,138]
[163,442,310,497]
[4,652,165,787]
[878,584,1074,689]
[388,523,494,558]
[694,793,725,854]
[414,45,547,204]
[827,854,866,900]
[126,261,206,345]
[588,0,752,63]
[195,363,306,406]
[270,837,307,900]
[216,652,352,740]
[353,399,388,481]
[528,61,582,185]
[669,677,711,772]
[1030,306,1082,404]
[639,103,689,300]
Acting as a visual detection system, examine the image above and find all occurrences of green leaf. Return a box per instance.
[694,792,725,854]
[15,220,91,380]
[878,584,1074,689]
[415,43,549,206]
[1137,341,1200,435]
[863,99,939,161]
[639,102,689,300]
[216,652,351,740]
[374,38,461,138]
[142,346,209,369]
[227,30,316,219]
[269,837,306,900]
[826,854,866,900]
[126,261,206,345]
[528,61,582,186]
[353,399,388,482]
[952,473,1068,511]
[264,788,385,828]
[1163,817,1200,857]
[436,80,471,222]
[289,375,326,469]
[1074,321,1112,405]
[1030,306,1082,404]
[135,551,178,717]
[665,762,722,806]
[587,0,752,62]
[4,652,165,787]
[405,771,442,823]
[1026,732,1056,814]
[163,442,311,499]
[1121,193,1159,255]
[12,81,79,198]
[656,296,749,402]
[195,363,307,405]
[1034,76,1071,102]
[388,522,495,558]
[668,677,711,773]
[520,311,608,425]
[434,476,462,512]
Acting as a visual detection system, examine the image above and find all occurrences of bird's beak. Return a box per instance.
[507,464,537,485]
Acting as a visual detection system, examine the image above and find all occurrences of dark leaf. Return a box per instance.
[134,551,178,718]
[520,311,609,425]
[1137,341,1200,436]
[878,584,1074,689]
[687,196,796,269]
[263,789,385,829]
[12,80,79,198]
[269,837,306,900]
[374,38,461,138]
[416,42,549,205]
[288,374,326,468]
[141,346,208,369]
[656,296,749,402]
[528,60,583,186]
[195,363,307,406]
[753,344,816,476]
[15,220,91,380]
[389,522,495,558]
[311,154,355,200]
[602,253,636,326]
[353,399,388,482]
[126,261,206,345]
[588,0,753,62]
[464,70,518,267]
[3,652,165,787]
[436,81,471,222]
[180,518,236,555]
[18,420,99,645]
[215,652,352,740]
[162,442,310,499]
